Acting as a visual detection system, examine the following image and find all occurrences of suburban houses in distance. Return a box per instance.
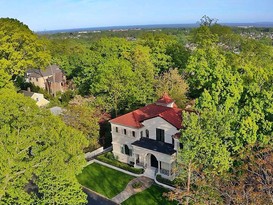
[25,65,67,96]
[110,94,184,181]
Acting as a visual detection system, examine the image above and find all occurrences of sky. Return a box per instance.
[0,0,272,31]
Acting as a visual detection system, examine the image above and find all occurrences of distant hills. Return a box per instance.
[37,22,273,34]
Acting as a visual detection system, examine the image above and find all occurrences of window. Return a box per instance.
[124,129,127,135]
[156,128,165,142]
[124,145,132,156]
[120,145,124,154]
[124,145,129,155]
[115,127,119,133]
[36,98,39,102]
[36,78,38,82]
[140,131,143,138]
[146,129,149,138]
[132,131,135,137]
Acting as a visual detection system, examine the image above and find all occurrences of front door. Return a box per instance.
[150,154,158,168]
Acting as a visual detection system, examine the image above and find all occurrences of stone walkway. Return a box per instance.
[111,176,154,204]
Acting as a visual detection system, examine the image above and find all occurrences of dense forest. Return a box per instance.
[0,16,273,204]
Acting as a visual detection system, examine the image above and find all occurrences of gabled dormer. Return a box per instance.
[155,93,176,108]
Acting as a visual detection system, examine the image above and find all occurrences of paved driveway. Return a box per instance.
[83,187,118,205]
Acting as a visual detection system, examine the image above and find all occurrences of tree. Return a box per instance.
[140,33,175,73]
[127,44,155,107]
[199,15,218,27]
[218,146,273,205]
[62,97,100,151]
[174,22,273,204]
[0,18,51,76]
[0,89,88,204]
[170,109,232,204]
[155,68,188,108]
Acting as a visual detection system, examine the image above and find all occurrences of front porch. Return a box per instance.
[132,138,177,181]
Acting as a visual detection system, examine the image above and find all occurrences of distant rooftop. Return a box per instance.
[26,65,62,78]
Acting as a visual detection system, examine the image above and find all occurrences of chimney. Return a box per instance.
[27,87,31,92]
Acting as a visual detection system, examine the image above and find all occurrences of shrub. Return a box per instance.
[156,174,176,187]
[132,182,142,189]
[96,153,144,174]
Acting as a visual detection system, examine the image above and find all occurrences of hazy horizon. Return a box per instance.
[0,0,273,31]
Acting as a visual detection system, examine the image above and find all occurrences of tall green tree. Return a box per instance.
[155,68,188,108]
[173,109,232,205]
[0,89,88,204]
[0,18,51,76]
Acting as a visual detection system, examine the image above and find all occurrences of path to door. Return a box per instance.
[111,176,154,204]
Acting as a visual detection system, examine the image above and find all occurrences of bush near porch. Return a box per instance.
[96,152,144,174]
[121,185,176,205]
[77,162,134,198]
[156,174,177,187]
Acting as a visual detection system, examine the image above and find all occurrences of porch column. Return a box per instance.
[144,154,146,168]
[169,163,171,176]
[134,153,137,166]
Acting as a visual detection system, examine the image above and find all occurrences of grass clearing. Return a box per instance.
[77,162,134,198]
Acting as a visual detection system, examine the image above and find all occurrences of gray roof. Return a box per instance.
[26,65,62,78]
[132,138,176,155]
[50,106,63,115]
[19,90,35,97]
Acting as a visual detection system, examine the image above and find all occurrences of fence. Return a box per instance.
[85,146,112,161]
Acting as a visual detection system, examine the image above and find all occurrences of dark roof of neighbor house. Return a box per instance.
[110,94,182,129]
[19,90,35,97]
[26,65,62,78]
[132,138,176,155]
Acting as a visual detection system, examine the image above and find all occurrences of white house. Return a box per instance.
[110,94,183,180]
[20,90,50,107]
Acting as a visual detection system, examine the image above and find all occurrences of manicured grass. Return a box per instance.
[122,185,177,205]
[77,163,134,198]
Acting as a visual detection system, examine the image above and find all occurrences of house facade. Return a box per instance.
[20,90,50,107]
[25,65,66,96]
[110,94,182,180]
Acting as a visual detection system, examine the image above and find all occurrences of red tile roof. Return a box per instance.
[110,103,182,129]
[156,93,174,104]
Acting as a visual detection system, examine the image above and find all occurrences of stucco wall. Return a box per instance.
[142,117,179,144]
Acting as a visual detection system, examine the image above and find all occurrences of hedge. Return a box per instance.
[156,174,176,187]
[96,152,144,174]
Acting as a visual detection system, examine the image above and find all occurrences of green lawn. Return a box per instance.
[77,162,134,198]
[122,185,177,205]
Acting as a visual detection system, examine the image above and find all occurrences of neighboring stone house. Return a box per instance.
[25,65,66,96]
[20,90,49,107]
[110,94,183,181]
